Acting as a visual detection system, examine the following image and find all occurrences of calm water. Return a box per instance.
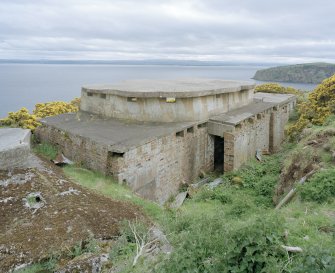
[0,64,317,118]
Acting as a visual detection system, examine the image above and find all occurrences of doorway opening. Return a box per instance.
[214,136,224,172]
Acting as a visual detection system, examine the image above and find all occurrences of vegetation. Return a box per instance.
[287,75,335,138]
[57,136,334,272]
[14,76,335,272]
[0,98,79,130]
[253,62,335,84]
[255,82,302,96]
[33,142,58,160]
[299,169,335,203]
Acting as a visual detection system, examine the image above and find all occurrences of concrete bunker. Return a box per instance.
[35,79,296,204]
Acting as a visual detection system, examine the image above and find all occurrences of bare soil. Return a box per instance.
[274,129,335,204]
[0,156,144,272]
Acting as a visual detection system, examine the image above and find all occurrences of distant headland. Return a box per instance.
[253,62,335,84]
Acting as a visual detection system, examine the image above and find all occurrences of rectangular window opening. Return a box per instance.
[187,127,194,133]
[197,122,207,128]
[127,97,138,102]
[111,151,124,158]
[100,93,106,99]
[176,130,185,137]
[166,97,176,103]
[87,92,93,97]
[257,114,262,120]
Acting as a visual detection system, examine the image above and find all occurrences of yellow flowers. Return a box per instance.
[0,98,80,131]
[255,83,304,103]
[287,74,335,138]
[255,83,301,95]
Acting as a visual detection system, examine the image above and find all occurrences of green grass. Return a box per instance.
[30,130,335,272]
[63,166,163,221]
[33,142,58,160]
[13,264,44,273]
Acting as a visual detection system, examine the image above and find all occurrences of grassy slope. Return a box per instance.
[24,120,335,272]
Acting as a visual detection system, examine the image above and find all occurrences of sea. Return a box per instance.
[0,64,317,118]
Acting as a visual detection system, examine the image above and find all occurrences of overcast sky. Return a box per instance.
[0,0,334,64]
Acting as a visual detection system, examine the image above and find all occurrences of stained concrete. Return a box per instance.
[39,112,197,153]
[36,80,296,203]
[83,79,255,98]
[254,92,296,105]
[80,79,255,122]
[0,128,31,170]
[210,92,295,126]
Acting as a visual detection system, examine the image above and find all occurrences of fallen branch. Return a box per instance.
[129,222,158,267]
[275,169,317,210]
[281,245,303,253]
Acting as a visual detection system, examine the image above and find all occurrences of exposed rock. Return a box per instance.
[207,178,223,189]
[169,191,188,209]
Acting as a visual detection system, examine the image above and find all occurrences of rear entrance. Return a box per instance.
[214,136,224,172]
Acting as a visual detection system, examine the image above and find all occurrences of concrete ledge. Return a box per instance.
[82,79,255,98]
[0,128,31,170]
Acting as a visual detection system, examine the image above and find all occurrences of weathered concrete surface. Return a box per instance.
[208,93,296,171]
[107,124,213,203]
[81,79,255,122]
[83,79,255,98]
[35,113,213,203]
[36,83,296,203]
[0,128,31,170]
[254,92,296,106]
[37,112,197,153]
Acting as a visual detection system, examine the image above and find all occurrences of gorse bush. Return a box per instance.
[0,98,80,130]
[299,169,335,203]
[288,74,335,138]
[255,83,302,96]
[0,108,40,130]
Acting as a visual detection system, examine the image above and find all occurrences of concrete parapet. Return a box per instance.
[0,128,31,170]
[80,79,255,122]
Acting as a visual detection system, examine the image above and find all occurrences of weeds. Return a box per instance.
[33,142,58,160]
[299,169,335,203]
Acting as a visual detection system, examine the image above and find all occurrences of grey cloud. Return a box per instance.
[0,0,334,63]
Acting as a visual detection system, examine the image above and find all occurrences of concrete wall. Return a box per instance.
[35,125,109,174]
[223,100,295,171]
[269,102,292,152]
[80,89,254,122]
[0,128,31,170]
[107,124,214,204]
[36,123,213,204]
[229,111,271,170]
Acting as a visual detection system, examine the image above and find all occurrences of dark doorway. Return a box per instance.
[214,136,224,172]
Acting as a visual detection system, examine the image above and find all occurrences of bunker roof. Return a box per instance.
[82,79,255,98]
[210,92,295,126]
[40,112,197,153]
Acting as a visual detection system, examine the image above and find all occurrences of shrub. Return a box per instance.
[299,169,335,203]
[288,75,335,138]
[291,246,335,273]
[255,83,302,96]
[0,108,39,130]
[0,98,80,130]
[156,213,286,273]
